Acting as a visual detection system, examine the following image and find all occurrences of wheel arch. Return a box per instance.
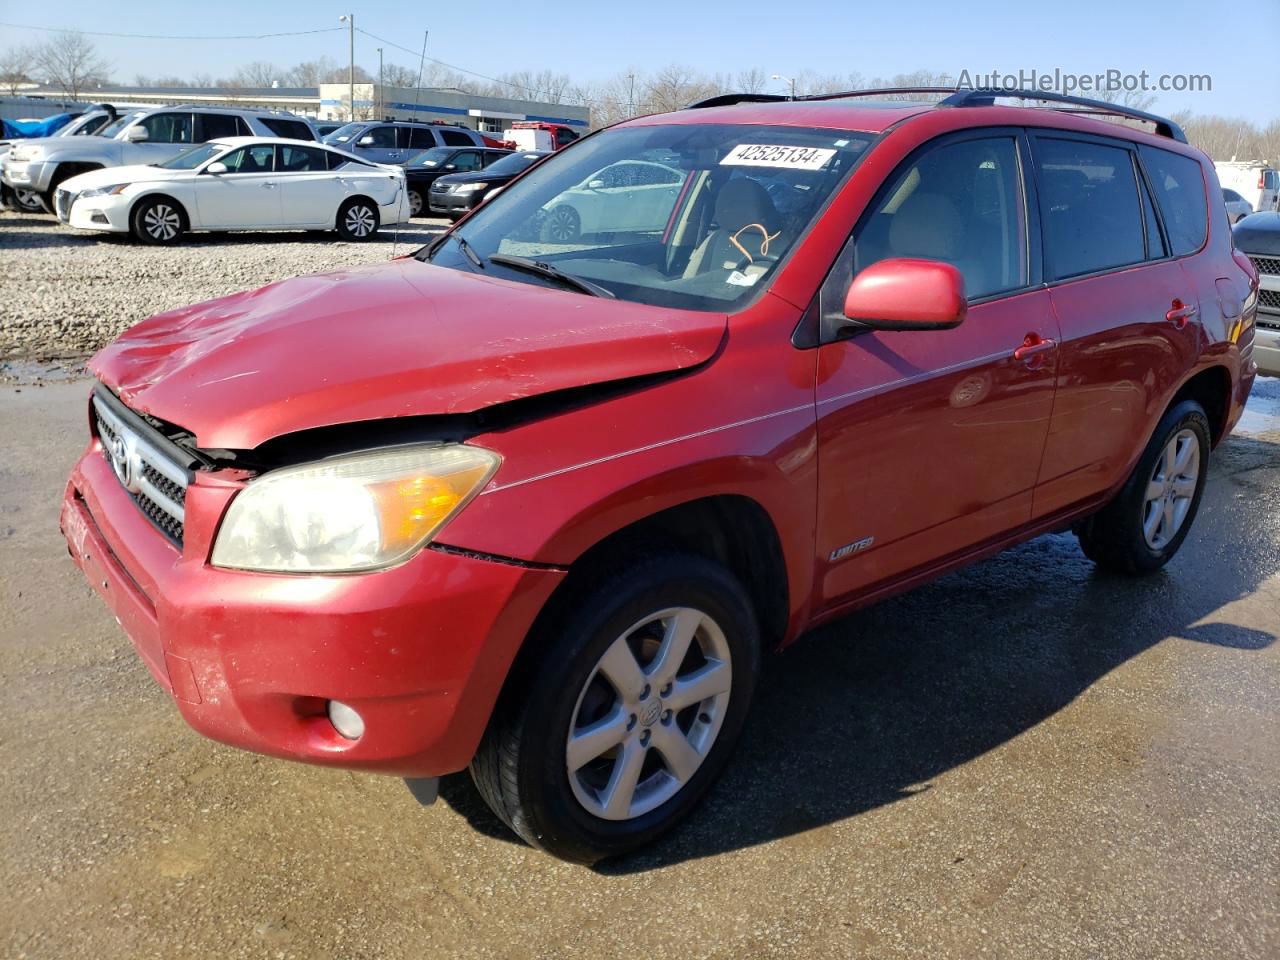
[1169,364,1232,448]
[130,192,191,230]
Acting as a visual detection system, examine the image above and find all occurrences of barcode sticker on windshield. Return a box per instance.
[721,144,836,170]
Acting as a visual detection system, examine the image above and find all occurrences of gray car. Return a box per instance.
[1,105,318,213]
[1233,212,1280,377]
[322,121,489,165]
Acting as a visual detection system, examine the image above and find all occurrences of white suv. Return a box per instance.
[1,105,318,213]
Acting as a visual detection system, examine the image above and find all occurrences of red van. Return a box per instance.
[62,88,1261,863]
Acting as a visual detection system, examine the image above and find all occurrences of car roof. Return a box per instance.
[209,136,338,147]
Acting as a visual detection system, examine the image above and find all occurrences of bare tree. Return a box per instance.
[0,45,37,96]
[381,63,419,88]
[286,57,338,88]
[734,68,768,95]
[228,61,280,88]
[34,32,109,99]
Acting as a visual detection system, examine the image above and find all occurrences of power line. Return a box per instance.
[0,20,344,41]
[352,26,587,106]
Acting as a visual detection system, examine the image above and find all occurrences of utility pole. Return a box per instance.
[627,73,635,118]
[339,14,355,120]
[376,47,383,118]
[772,74,797,100]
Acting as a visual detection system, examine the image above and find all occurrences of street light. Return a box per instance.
[772,73,797,100]
[338,14,355,121]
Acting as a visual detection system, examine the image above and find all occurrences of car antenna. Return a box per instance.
[393,29,430,261]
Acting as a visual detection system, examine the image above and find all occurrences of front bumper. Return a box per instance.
[1254,319,1280,378]
[61,438,564,777]
[59,190,130,232]
[428,189,480,215]
[1,158,53,192]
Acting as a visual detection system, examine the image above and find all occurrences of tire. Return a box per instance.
[1073,398,1211,575]
[130,196,186,245]
[406,188,424,219]
[9,186,45,213]
[470,554,760,863]
[541,204,581,242]
[336,197,379,241]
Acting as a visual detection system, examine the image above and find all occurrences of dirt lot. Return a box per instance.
[0,208,444,363]
[1,376,1278,959]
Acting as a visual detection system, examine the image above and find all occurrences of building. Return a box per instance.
[2,83,590,133]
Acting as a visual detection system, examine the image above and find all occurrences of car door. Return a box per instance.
[1029,133,1201,518]
[124,112,195,165]
[194,143,281,228]
[814,131,1059,605]
[275,144,342,225]
[356,125,402,164]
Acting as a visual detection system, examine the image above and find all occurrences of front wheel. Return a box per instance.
[406,188,424,219]
[470,554,760,863]
[130,197,185,245]
[336,197,379,241]
[1074,399,1210,574]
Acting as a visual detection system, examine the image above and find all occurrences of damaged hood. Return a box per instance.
[90,258,726,450]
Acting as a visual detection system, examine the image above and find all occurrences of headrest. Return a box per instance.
[715,178,779,232]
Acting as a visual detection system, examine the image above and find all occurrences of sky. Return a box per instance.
[3,0,1277,125]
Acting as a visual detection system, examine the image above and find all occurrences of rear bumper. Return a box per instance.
[61,441,564,777]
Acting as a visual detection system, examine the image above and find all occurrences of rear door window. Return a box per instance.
[277,144,330,172]
[1138,146,1208,256]
[260,117,314,141]
[407,126,437,149]
[854,136,1028,300]
[1036,138,1145,279]
[197,113,248,141]
[139,112,194,144]
[440,129,474,147]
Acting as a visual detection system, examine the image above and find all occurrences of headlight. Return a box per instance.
[454,182,488,193]
[9,146,35,162]
[79,183,130,199]
[211,444,500,573]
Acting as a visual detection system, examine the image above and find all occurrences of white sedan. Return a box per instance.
[54,137,409,244]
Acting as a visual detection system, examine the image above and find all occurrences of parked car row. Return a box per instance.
[1233,211,1280,376]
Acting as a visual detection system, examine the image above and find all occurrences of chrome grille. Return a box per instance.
[1248,255,1280,277]
[92,393,190,547]
[430,180,451,193]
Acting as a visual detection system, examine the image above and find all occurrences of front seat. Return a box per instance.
[887,191,985,297]
[685,178,783,278]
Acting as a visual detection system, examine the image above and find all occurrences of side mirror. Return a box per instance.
[444,164,456,170]
[587,179,605,189]
[124,126,149,142]
[842,258,966,332]
[205,161,228,174]
[358,135,375,146]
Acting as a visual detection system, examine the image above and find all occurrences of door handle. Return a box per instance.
[1166,299,1198,328]
[262,182,276,189]
[1013,333,1057,363]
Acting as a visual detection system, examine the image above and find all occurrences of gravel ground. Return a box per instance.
[0,207,445,365]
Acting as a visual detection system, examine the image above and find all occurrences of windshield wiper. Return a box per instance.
[417,231,482,269]
[488,253,615,299]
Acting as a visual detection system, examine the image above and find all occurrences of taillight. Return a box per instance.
[1259,172,1266,189]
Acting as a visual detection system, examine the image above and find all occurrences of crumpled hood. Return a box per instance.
[64,164,195,191]
[90,258,727,450]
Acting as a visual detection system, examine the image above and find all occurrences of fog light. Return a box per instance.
[327,700,365,740]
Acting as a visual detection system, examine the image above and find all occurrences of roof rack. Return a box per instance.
[938,88,1186,142]
[685,85,1186,142]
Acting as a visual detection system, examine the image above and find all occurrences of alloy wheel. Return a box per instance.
[13,188,43,212]
[408,190,423,217]
[1142,428,1200,550]
[345,204,376,237]
[143,203,181,241]
[546,206,579,242]
[566,607,732,821]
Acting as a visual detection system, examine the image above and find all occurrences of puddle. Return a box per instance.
[0,357,89,385]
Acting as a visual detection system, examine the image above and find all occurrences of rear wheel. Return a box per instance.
[336,197,379,241]
[1074,399,1210,574]
[406,188,424,219]
[130,197,185,245]
[470,554,759,863]
[541,204,581,242]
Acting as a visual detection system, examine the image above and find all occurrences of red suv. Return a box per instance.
[61,88,1261,863]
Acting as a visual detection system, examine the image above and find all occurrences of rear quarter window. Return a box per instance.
[440,129,474,147]
[1139,146,1208,256]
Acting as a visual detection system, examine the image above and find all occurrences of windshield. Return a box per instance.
[408,147,455,167]
[422,124,873,311]
[158,142,226,170]
[57,113,107,137]
[100,112,145,139]
[323,122,370,144]
[485,151,546,176]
